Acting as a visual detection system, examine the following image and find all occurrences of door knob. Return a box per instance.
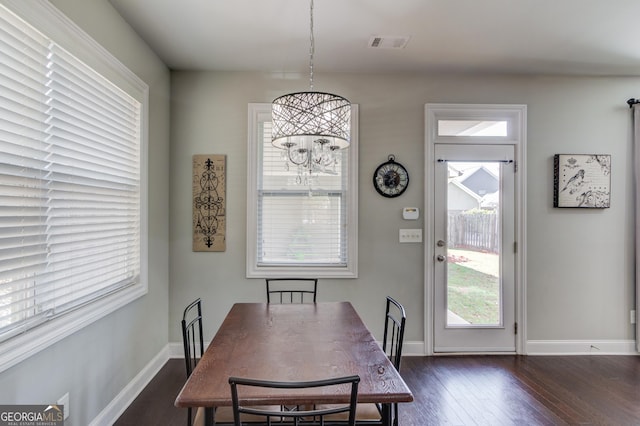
[436,240,446,247]
[436,254,446,262]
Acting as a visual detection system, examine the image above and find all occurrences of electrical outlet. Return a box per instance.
[631,310,636,324]
[57,392,69,420]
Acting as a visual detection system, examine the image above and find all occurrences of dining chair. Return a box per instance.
[382,296,406,426]
[324,296,407,426]
[265,278,318,303]
[229,375,360,426]
[182,299,278,425]
[182,298,205,426]
[383,296,407,372]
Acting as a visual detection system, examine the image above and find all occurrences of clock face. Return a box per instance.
[373,159,409,198]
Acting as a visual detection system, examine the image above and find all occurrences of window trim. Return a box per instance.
[0,0,148,373]
[246,103,358,278]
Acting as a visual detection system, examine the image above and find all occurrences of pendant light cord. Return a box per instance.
[309,0,314,91]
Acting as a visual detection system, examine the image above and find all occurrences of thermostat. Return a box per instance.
[402,207,419,220]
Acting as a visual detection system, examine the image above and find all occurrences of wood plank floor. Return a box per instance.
[115,355,640,426]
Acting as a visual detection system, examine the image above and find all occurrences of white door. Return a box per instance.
[433,143,516,352]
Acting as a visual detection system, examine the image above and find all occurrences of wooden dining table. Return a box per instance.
[175,301,413,426]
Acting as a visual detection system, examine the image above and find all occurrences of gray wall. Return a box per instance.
[170,71,637,347]
[0,1,171,425]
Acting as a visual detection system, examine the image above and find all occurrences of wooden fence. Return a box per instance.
[448,211,499,253]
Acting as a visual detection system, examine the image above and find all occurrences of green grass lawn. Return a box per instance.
[447,262,500,324]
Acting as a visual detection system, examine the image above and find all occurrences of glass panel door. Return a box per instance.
[433,144,515,352]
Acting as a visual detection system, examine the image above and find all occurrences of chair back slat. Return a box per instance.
[383,296,406,371]
[182,298,204,376]
[229,375,360,426]
[266,278,318,304]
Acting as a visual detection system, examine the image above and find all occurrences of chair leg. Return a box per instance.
[393,402,398,426]
[187,407,192,426]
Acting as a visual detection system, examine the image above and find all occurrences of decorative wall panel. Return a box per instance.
[193,154,226,251]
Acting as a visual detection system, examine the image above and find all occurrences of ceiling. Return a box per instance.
[108,0,640,76]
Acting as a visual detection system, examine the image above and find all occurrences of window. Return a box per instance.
[0,1,148,371]
[438,120,508,137]
[247,104,358,278]
[427,104,523,143]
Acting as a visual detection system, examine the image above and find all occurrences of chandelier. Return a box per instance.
[271,0,351,178]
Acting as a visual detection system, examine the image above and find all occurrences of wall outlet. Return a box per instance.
[57,392,69,420]
[631,310,636,324]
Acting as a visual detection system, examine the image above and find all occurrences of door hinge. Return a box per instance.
[513,161,518,172]
[514,241,517,253]
[514,322,518,335]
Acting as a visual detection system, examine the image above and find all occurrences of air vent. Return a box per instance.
[368,35,410,49]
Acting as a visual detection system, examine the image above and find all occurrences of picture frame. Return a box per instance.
[553,154,611,208]
[192,154,226,251]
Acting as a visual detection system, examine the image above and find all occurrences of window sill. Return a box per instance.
[246,265,357,279]
[0,283,147,373]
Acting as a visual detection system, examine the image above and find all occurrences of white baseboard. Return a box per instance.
[401,340,638,356]
[402,341,425,356]
[392,340,638,356]
[527,339,638,355]
[168,341,185,358]
[89,345,170,426]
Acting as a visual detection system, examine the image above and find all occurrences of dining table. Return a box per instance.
[174,301,414,426]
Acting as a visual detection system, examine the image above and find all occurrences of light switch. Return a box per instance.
[399,229,422,243]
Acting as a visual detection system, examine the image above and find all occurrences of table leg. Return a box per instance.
[205,407,214,426]
[381,402,392,426]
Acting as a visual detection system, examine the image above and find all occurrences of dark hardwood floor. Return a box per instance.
[115,355,640,426]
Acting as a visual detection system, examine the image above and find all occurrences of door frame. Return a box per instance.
[424,104,527,355]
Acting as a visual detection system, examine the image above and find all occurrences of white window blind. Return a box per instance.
[0,4,142,343]
[247,104,358,278]
[259,122,347,265]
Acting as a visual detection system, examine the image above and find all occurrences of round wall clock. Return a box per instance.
[373,155,409,198]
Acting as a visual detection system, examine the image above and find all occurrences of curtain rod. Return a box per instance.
[437,159,513,164]
[627,98,640,108]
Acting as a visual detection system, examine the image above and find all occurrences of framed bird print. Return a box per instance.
[553,154,610,208]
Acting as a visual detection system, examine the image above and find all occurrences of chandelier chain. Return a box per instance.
[271,0,351,181]
[309,0,314,91]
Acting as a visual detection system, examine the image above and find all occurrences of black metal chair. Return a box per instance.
[330,297,406,426]
[383,296,406,372]
[382,296,406,426]
[265,278,318,303]
[229,375,360,426]
[182,298,205,426]
[181,299,277,425]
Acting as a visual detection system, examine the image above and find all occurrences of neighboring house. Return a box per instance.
[448,179,482,212]
[448,165,499,212]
